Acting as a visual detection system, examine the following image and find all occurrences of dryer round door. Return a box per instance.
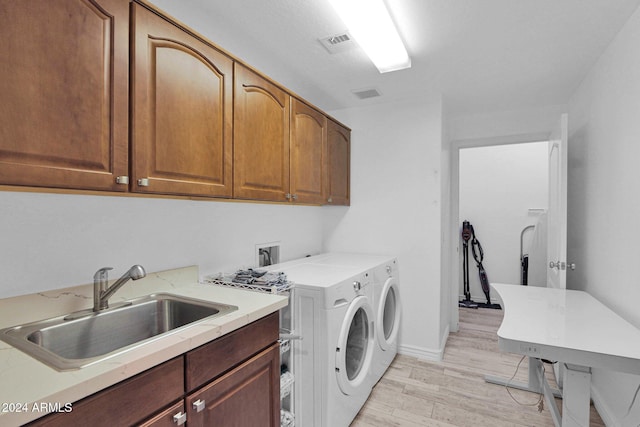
[335,296,374,395]
[377,277,401,351]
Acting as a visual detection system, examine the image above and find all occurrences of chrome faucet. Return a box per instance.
[93,265,146,311]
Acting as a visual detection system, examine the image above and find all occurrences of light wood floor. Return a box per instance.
[352,307,605,426]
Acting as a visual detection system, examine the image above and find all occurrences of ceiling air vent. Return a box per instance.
[352,88,382,100]
[319,32,355,54]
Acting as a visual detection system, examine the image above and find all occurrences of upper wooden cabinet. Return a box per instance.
[0,0,130,191]
[1,1,349,204]
[233,64,291,202]
[130,3,233,197]
[326,119,351,205]
[290,99,327,205]
[234,65,332,204]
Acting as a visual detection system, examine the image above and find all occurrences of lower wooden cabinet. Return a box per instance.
[186,345,280,427]
[27,312,279,427]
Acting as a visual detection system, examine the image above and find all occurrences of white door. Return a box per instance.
[546,114,568,289]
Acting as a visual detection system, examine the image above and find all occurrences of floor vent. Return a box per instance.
[352,88,382,100]
[319,32,355,54]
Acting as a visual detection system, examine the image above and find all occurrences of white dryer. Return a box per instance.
[269,260,376,427]
[370,258,401,383]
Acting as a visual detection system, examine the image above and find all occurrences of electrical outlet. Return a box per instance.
[519,343,540,355]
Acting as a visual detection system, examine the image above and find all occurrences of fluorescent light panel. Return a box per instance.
[329,0,411,73]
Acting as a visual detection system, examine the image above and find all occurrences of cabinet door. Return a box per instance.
[0,0,129,191]
[186,344,280,427]
[290,98,327,204]
[131,4,233,197]
[326,120,351,205]
[233,64,290,202]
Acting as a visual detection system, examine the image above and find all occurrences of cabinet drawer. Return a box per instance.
[27,357,184,427]
[186,312,279,392]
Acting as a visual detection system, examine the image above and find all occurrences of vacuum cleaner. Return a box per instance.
[459,221,478,308]
[459,220,501,310]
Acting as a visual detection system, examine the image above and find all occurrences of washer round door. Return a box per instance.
[335,296,374,395]
[377,277,401,351]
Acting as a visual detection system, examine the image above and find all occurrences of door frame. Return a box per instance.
[448,131,550,332]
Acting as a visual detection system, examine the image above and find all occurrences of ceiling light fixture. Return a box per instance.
[328,0,411,73]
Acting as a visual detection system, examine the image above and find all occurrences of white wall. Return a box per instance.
[459,142,548,301]
[0,191,323,298]
[448,104,566,143]
[567,5,640,425]
[325,95,446,360]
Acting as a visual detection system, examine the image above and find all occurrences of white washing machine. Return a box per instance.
[274,253,402,385]
[268,259,377,427]
[307,253,401,384]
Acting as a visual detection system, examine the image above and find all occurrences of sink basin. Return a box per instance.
[0,293,237,371]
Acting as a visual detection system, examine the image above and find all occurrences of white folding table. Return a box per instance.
[486,283,640,427]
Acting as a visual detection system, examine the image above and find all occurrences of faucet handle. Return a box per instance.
[94,267,113,281]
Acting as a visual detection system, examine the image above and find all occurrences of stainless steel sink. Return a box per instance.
[0,293,237,371]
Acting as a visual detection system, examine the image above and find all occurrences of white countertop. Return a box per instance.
[0,266,287,426]
[492,283,640,374]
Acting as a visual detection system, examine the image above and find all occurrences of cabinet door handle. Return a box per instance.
[115,176,129,185]
[292,194,298,200]
[172,411,187,425]
[137,178,150,187]
[193,399,206,413]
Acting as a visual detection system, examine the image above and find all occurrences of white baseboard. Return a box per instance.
[398,326,449,362]
[398,344,443,361]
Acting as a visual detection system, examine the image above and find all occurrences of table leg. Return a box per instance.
[561,364,591,427]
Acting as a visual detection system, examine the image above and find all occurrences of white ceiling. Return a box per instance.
[151,0,640,116]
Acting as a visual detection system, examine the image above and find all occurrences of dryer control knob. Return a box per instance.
[353,281,362,291]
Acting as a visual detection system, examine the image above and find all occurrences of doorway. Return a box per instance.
[449,134,551,332]
[458,142,549,303]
